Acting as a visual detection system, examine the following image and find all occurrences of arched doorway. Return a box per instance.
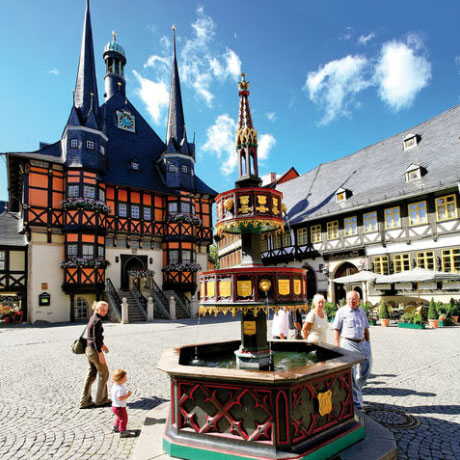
[302,264,317,302]
[120,255,148,289]
[334,262,358,305]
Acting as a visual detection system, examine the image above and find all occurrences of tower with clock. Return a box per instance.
[3,0,216,323]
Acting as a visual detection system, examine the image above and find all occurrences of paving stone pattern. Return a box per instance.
[0,319,459,460]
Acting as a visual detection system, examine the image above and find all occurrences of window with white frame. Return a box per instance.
[181,202,191,214]
[182,165,188,173]
[143,207,151,220]
[98,246,104,259]
[344,216,357,236]
[168,202,178,213]
[67,244,78,257]
[98,188,105,202]
[297,228,308,245]
[384,206,401,229]
[118,203,127,217]
[131,205,140,219]
[68,185,79,198]
[408,201,427,226]
[169,250,179,264]
[436,195,458,221]
[169,164,178,172]
[75,297,89,320]
[83,186,95,199]
[394,253,410,272]
[70,139,78,148]
[82,245,94,260]
[373,255,389,275]
[310,224,321,243]
[130,160,140,171]
[86,140,94,150]
[182,251,191,262]
[0,251,5,270]
[364,211,378,233]
[327,221,339,240]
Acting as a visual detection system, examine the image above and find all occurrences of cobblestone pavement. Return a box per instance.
[0,318,459,459]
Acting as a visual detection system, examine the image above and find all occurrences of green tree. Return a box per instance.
[379,299,390,320]
[209,244,220,269]
[427,298,438,320]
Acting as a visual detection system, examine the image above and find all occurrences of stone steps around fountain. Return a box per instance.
[131,403,397,460]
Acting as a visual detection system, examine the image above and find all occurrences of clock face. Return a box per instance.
[117,111,135,132]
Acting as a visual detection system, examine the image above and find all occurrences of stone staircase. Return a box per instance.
[118,289,147,322]
[164,290,191,319]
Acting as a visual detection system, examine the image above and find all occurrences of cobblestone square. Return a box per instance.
[0,319,459,460]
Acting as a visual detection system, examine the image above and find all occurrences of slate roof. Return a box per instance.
[278,104,460,225]
[0,212,27,247]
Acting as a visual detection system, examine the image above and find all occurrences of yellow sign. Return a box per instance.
[219,280,232,298]
[318,389,333,416]
[272,197,280,215]
[206,281,215,298]
[278,279,290,296]
[303,279,307,295]
[237,280,252,297]
[256,195,269,213]
[294,279,301,295]
[239,195,250,214]
[200,282,205,299]
[243,321,256,335]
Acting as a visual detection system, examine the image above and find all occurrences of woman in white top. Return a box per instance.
[302,294,329,343]
[272,308,291,339]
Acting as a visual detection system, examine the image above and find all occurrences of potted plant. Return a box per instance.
[448,298,459,323]
[427,298,439,328]
[361,302,377,325]
[379,299,390,327]
[324,302,338,322]
[398,311,425,329]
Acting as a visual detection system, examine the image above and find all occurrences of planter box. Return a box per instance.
[398,322,425,329]
[368,319,377,326]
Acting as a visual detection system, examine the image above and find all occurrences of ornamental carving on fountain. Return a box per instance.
[198,73,309,370]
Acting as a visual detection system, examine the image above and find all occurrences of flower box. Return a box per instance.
[368,319,377,326]
[398,322,425,329]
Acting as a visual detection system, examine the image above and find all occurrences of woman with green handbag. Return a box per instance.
[79,301,111,409]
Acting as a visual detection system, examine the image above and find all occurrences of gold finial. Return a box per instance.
[238,72,249,91]
[112,30,117,42]
[172,25,176,32]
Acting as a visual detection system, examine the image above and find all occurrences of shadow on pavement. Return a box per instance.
[128,396,168,410]
[364,387,436,397]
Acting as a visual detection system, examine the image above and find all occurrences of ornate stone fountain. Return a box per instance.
[159,74,365,460]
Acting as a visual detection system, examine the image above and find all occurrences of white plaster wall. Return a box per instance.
[105,248,163,290]
[196,253,209,297]
[28,242,70,323]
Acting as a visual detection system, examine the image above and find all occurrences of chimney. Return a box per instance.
[270,172,277,183]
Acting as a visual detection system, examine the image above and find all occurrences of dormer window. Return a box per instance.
[336,187,351,202]
[405,164,425,182]
[70,139,78,148]
[130,160,140,171]
[403,133,418,150]
[182,165,188,173]
[86,140,95,150]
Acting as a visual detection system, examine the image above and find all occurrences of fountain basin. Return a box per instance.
[159,340,365,460]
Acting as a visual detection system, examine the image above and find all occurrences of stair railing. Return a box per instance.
[131,284,147,319]
[150,279,170,319]
[105,278,122,322]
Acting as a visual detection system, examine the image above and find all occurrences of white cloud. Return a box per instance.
[201,114,237,176]
[266,112,276,122]
[375,36,431,110]
[258,134,276,161]
[304,33,431,123]
[179,7,242,106]
[358,33,375,45]
[304,55,371,124]
[132,70,169,125]
[49,69,60,76]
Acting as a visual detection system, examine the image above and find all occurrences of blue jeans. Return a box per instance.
[340,339,372,408]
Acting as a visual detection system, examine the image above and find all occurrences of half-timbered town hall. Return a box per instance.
[2,0,216,323]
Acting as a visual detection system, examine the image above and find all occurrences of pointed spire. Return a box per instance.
[235,73,261,187]
[166,25,186,147]
[73,0,99,123]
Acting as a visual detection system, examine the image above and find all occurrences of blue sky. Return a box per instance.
[1,0,460,200]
